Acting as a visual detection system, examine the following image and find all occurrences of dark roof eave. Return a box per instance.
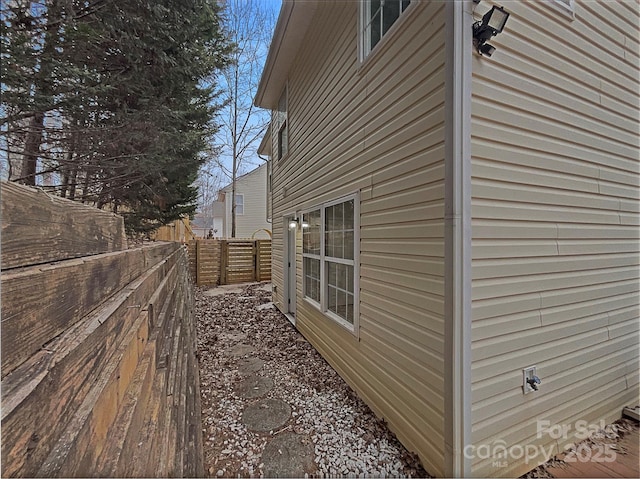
[254,0,318,110]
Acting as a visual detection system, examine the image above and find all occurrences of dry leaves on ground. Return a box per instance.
[196,282,428,478]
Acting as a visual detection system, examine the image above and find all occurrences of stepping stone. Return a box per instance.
[262,432,315,478]
[202,284,245,296]
[224,332,247,342]
[241,398,291,432]
[227,343,253,357]
[235,374,274,399]
[237,357,265,376]
[255,283,272,293]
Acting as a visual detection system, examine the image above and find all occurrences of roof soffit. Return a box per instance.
[254,0,317,109]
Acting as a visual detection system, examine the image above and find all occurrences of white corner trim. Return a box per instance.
[444,1,473,477]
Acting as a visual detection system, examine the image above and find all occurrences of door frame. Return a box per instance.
[283,214,297,324]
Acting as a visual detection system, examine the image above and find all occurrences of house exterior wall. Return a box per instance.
[221,163,271,239]
[469,1,639,476]
[269,1,448,475]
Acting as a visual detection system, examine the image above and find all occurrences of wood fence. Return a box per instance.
[1,182,203,478]
[152,217,195,243]
[188,239,271,286]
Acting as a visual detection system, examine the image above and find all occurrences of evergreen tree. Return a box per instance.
[1,0,231,233]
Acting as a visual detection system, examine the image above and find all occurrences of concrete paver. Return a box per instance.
[236,357,265,376]
[234,374,274,399]
[262,432,314,478]
[241,398,291,432]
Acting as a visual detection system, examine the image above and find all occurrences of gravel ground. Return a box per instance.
[196,282,428,478]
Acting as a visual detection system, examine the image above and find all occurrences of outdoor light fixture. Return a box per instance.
[288,218,299,230]
[473,5,510,57]
[478,43,496,57]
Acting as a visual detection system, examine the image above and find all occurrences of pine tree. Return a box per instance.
[1,0,232,233]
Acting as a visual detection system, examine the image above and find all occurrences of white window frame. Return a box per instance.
[549,0,576,19]
[276,85,288,160]
[302,193,360,335]
[360,0,414,61]
[235,193,244,215]
[302,209,321,307]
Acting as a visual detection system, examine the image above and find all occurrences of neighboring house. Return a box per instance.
[192,205,225,238]
[255,1,639,477]
[219,163,271,239]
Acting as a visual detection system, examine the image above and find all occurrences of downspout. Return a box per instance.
[444,1,473,477]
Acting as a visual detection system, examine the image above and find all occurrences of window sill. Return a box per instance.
[303,297,357,337]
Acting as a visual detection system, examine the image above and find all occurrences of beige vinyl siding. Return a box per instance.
[222,164,271,239]
[270,1,447,475]
[470,1,639,477]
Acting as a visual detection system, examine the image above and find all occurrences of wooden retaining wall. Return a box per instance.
[1,181,127,270]
[1,182,203,478]
[189,238,271,286]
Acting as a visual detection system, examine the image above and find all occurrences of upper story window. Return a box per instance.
[362,0,412,59]
[550,0,575,17]
[552,0,574,10]
[235,193,244,215]
[276,87,288,160]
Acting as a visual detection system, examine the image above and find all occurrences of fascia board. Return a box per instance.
[254,0,317,109]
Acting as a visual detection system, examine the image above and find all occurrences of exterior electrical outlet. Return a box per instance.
[523,366,539,394]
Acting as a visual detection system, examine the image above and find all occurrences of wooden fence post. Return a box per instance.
[188,240,197,283]
[253,241,259,282]
[195,240,202,286]
[220,240,228,285]
[254,241,258,282]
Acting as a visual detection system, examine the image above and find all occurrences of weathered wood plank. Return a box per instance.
[37,253,180,477]
[0,246,180,477]
[1,243,175,378]
[37,309,150,477]
[87,258,189,478]
[130,366,168,477]
[1,181,127,270]
[100,339,157,478]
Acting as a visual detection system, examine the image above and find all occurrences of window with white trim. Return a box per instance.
[548,0,575,17]
[303,196,358,331]
[362,0,412,59]
[303,209,321,303]
[235,193,244,215]
[276,87,288,160]
[552,0,574,11]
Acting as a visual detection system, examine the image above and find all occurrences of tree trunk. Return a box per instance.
[231,64,239,238]
[68,166,78,200]
[18,0,62,186]
[20,113,45,186]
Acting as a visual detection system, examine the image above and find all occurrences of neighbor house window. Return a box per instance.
[235,193,244,215]
[277,87,288,159]
[303,195,358,332]
[362,0,412,59]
